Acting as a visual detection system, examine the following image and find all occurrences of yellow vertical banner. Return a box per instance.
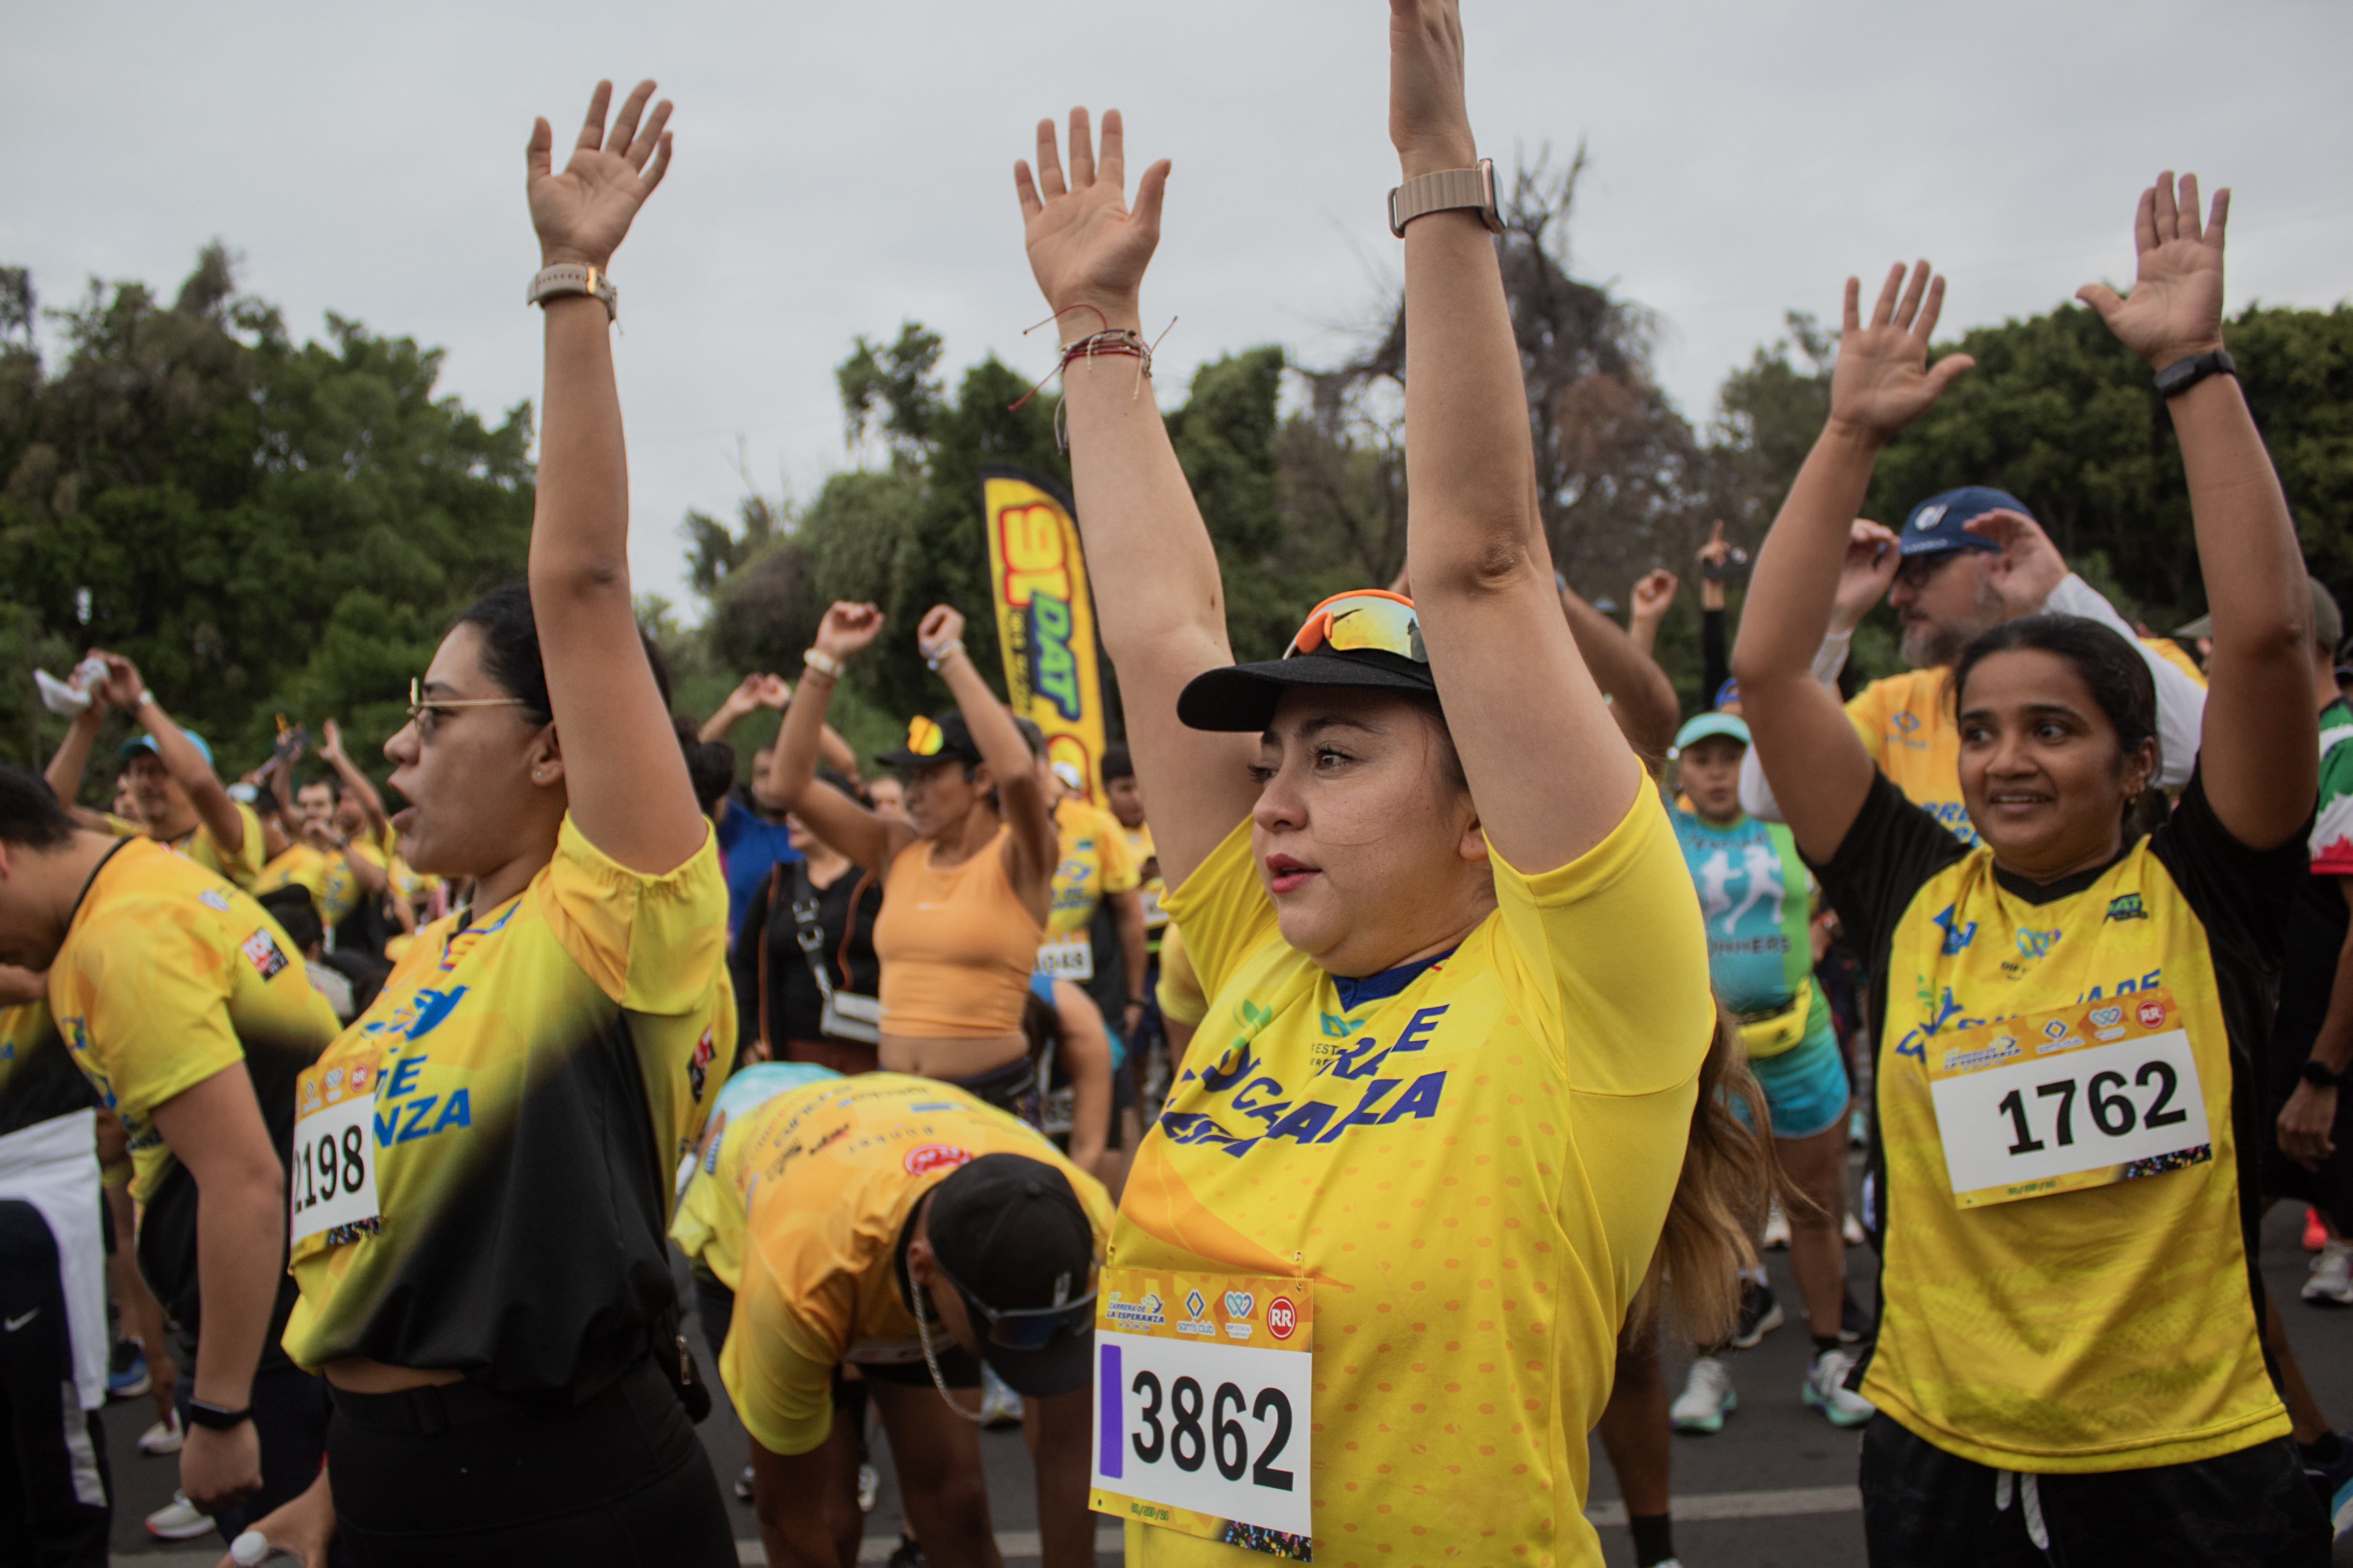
[980,465,1107,803]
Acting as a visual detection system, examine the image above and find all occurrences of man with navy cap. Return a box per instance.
[1739,485,2208,844]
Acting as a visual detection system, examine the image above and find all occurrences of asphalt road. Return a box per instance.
[99,1166,2353,1566]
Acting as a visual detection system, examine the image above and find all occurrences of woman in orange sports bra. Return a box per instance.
[766,602,1059,1117]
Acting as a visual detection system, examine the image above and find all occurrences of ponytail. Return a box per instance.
[1636,1005,1776,1348]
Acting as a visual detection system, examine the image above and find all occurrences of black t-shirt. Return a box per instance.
[0,1003,98,1140]
[731,860,883,1049]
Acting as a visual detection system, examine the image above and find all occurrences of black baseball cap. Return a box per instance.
[925,1154,1099,1396]
[1178,590,1438,733]
[876,711,986,771]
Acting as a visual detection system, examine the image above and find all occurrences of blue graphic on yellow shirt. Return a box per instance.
[1157,995,1451,1160]
[1670,809,1810,1014]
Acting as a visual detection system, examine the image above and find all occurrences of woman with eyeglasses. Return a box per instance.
[1002,4,1765,1559]
[764,602,1061,1122]
[232,81,739,1567]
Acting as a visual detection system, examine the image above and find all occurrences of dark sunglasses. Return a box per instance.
[933,1256,1098,1351]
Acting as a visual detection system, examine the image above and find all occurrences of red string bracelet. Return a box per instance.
[1008,308,1180,453]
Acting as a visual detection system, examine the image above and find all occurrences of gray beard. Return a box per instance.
[1902,574,2010,669]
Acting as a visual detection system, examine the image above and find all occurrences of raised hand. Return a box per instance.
[813,603,885,661]
[1964,508,2069,618]
[1388,0,1477,176]
[1828,262,1975,445]
[1014,108,1166,329]
[526,80,674,270]
[753,674,793,710]
[916,605,968,663]
[1832,520,1900,631]
[319,718,345,761]
[719,673,765,717]
[93,650,145,710]
[1696,521,1731,576]
[2076,172,2228,369]
[1630,568,1679,625]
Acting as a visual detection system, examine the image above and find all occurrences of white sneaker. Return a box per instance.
[1763,1199,1790,1249]
[138,1410,185,1455]
[2307,1241,2353,1307]
[1802,1346,1876,1428]
[1670,1356,1737,1434]
[1842,1210,1866,1246]
[146,1489,215,1541]
[978,1366,1023,1427]
[858,1460,879,1513]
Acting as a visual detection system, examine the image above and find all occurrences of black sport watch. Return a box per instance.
[2154,348,2236,399]
[184,1398,253,1431]
[2300,1059,2346,1091]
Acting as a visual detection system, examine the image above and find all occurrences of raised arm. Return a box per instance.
[1014,108,1258,892]
[766,605,914,875]
[317,719,390,840]
[1387,0,1636,870]
[1731,263,1974,862]
[2077,173,2313,845]
[99,654,247,855]
[522,80,703,875]
[915,605,1057,907]
[1569,575,1682,761]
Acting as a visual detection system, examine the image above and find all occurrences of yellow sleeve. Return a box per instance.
[540,816,728,1014]
[1157,817,1279,1007]
[1843,683,1884,767]
[102,814,142,840]
[1487,784,1713,1096]
[1094,808,1139,895]
[1154,925,1208,1028]
[74,902,248,1128]
[721,1235,851,1456]
[204,802,266,889]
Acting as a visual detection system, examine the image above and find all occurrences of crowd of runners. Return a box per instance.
[2,3,2348,1565]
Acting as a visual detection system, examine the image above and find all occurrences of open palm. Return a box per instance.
[1828,261,1974,442]
[527,80,674,270]
[1014,108,1167,326]
[2077,172,2228,369]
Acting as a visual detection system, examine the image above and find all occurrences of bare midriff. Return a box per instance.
[879,1031,1029,1082]
[324,1356,465,1394]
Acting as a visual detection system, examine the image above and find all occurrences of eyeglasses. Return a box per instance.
[1285,590,1426,664]
[406,677,529,739]
[933,1256,1099,1351]
[1893,552,1964,591]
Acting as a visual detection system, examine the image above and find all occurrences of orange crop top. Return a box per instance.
[871,827,1043,1038]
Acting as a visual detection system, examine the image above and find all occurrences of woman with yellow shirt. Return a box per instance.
[766,602,1061,1121]
[1000,5,1760,1559]
[1733,178,2327,1562]
[234,79,739,1567]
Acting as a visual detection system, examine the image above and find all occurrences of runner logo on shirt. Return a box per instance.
[240,929,289,981]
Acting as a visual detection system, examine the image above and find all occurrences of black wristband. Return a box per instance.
[2154,348,2236,398]
[184,1398,252,1431]
[2301,1059,2345,1091]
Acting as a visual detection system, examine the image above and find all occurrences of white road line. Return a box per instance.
[1587,1484,1864,1526]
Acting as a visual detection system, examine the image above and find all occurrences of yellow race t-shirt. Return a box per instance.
[1816,769,2297,1470]
[170,801,266,890]
[1124,784,1713,1567]
[48,838,340,1359]
[1049,798,1140,938]
[258,843,332,911]
[720,1073,1114,1457]
[1123,820,1169,946]
[1844,669,1975,846]
[281,816,735,1399]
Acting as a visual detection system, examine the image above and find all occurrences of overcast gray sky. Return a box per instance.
[7,0,2347,613]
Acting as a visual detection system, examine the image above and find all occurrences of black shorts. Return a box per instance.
[855,1345,981,1390]
[1859,1413,2326,1567]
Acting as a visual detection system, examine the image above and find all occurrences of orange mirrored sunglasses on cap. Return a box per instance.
[1285,590,1426,664]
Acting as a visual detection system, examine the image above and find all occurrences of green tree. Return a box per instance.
[0,245,536,793]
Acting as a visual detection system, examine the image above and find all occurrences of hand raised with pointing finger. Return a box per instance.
[2076,172,2229,370]
[1014,108,1166,328]
[527,79,674,271]
[1828,262,1975,446]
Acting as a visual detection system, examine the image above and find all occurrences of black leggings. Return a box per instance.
[326,1361,734,1568]
[0,1199,110,1568]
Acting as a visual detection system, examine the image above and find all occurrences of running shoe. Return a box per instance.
[1727,1281,1784,1350]
[735,1463,755,1501]
[1669,1356,1736,1434]
[2307,1206,2329,1252]
[2303,1431,2353,1504]
[1848,1107,1868,1147]
[1762,1200,1790,1250]
[1840,1289,1872,1344]
[2306,1240,2353,1307]
[138,1409,185,1455]
[2334,1474,2353,1542]
[1801,1347,1875,1428]
[146,1489,215,1541]
[108,1337,151,1400]
[858,1461,879,1513]
[886,1535,927,1568]
[1842,1210,1866,1247]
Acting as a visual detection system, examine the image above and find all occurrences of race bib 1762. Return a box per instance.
[1925,988,2211,1209]
[1091,1267,1313,1558]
